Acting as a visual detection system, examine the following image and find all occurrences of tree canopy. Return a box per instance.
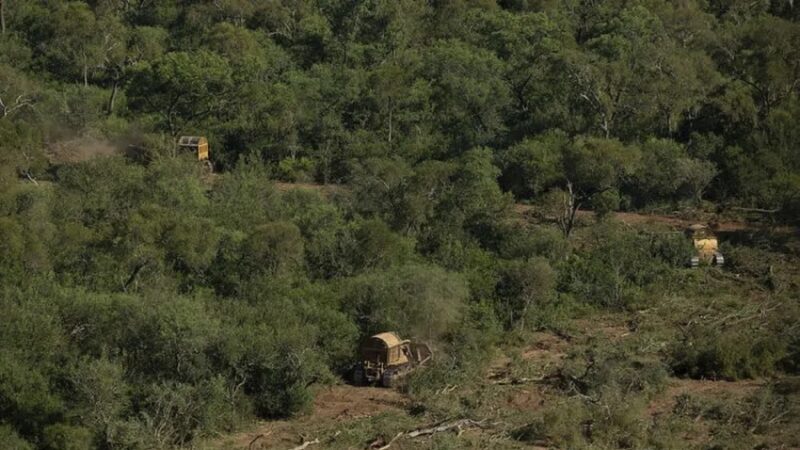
[1,1,800,448]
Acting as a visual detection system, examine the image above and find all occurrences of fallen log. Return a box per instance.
[368,419,490,449]
[288,438,319,450]
[248,431,272,450]
[373,432,403,450]
[407,419,488,438]
[491,376,546,385]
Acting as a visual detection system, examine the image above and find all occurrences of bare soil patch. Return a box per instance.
[208,385,406,450]
[647,378,764,417]
[520,331,569,364]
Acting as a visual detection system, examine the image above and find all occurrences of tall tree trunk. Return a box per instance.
[106,79,119,116]
[388,99,393,144]
[558,181,580,238]
[83,65,89,87]
[1,0,6,35]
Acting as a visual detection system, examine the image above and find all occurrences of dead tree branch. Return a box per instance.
[249,431,272,450]
[373,432,403,450]
[367,419,492,449]
[288,438,320,450]
[730,206,781,214]
[491,376,547,386]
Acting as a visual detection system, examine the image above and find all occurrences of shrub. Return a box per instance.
[42,424,93,450]
[0,425,33,450]
[240,221,305,277]
[590,188,621,218]
[340,264,468,342]
[137,379,235,447]
[671,328,787,380]
[648,229,695,267]
[495,257,557,331]
[562,222,664,309]
[277,157,317,182]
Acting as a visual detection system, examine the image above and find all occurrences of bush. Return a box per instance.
[495,257,556,331]
[562,222,667,309]
[136,379,236,447]
[240,221,305,277]
[0,425,33,450]
[648,229,695,267]
[340,264,468,342]
[671,328,787,380]
[590,188,621,218]
[42,424,92,450]
[277,157,317,182]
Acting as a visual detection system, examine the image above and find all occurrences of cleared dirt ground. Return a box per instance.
[206,386,406,450]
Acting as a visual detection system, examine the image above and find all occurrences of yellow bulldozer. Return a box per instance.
[352,332,432,387]
[685,224,724,267]
[177,136,213,171]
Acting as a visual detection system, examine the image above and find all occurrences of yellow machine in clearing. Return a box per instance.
[177,136,213,171]
[685,224,724,267]
[352,332,432,387]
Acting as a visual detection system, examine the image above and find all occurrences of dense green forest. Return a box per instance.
[1,1,799,449]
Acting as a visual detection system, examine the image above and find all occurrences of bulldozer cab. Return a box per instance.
[685,224,724,266]
[360,332,410,367]
[177,136,209,161]
[685,224,718,255]
[353,332,432,387]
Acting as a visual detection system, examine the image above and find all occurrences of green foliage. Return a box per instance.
[0,0,797,216]
[498,130,568,198]
[564,137,639,200]
[590,188,620,218]
[241,221,305,277]
[1,1,800,448]
[495,257,556,330]
[127,50,233,135]
[671,327,788,380]
[0,425,33,450]
[277,156,317,182]
[341,264,468,342]
[562,222,671,309]
[42,424,92,450]
[514,346,669,449]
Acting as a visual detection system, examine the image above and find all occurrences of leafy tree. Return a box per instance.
[101,25,167,115]
[553,137,638,236]
[467,9,568,139]
[716,15,800,122]
[65,356,130,448]
[0,64,37,120]
[675,157,718,204]
[42,424,93,450]
[420,39,510,155]
[563,5,718,138]
[563,222,667,309]
[0,425,33,450]
[498,130,568,198]
[241,221,304,278]
[341,264,468,342]
[42,2,113,86]
[496,257,556,330]
[127,50,234,135]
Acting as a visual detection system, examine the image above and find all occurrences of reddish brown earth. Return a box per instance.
[647,378,764,418]
[209,385,406,450]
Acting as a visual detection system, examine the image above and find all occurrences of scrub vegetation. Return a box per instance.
[0,1,799,449]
